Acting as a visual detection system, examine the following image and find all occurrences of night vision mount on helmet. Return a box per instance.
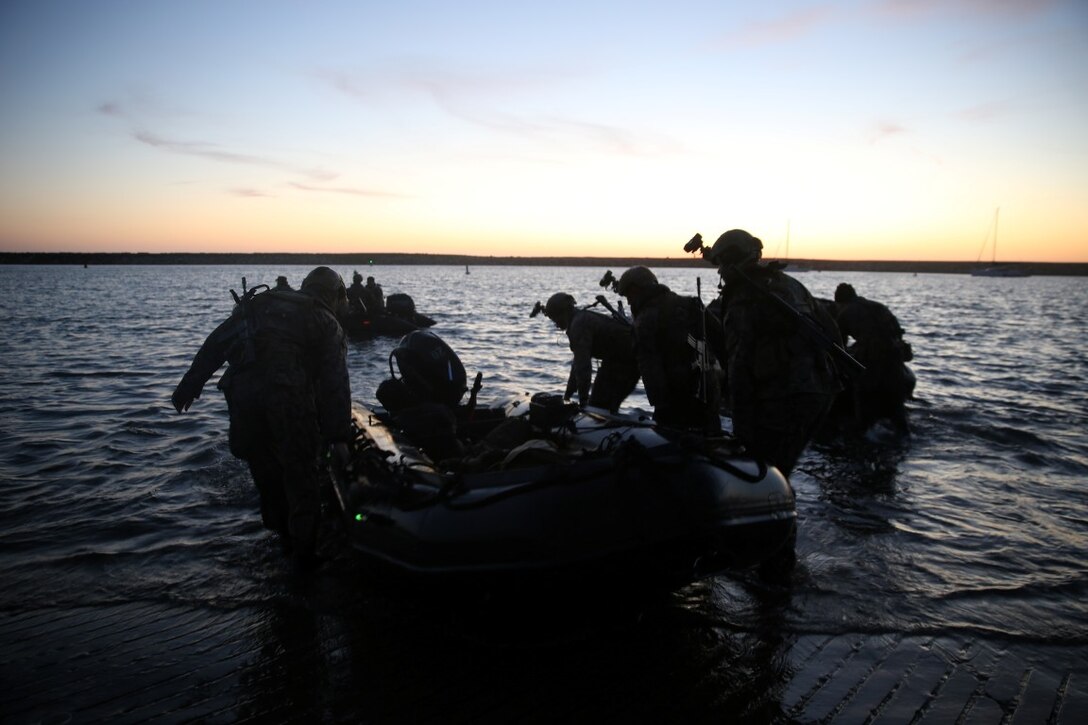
[687,230,764,267]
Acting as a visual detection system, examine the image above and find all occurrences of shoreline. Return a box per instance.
[2,251,1086,276]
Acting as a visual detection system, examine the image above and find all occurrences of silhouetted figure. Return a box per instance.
[171,266,352,571]
[541,292,639,412]
[362,276,384,312]
[347,271,367,312]
[704,230,840,476]
[616,266,721,432]
[832,282,913,436]
[376,330,468,463]
[274,276,292,291]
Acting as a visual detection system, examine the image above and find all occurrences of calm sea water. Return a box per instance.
[1,263,1086,715]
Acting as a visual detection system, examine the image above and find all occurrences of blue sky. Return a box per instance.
[2,0,1086,261]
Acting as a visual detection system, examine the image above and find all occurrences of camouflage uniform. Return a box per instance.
[563,309,640,412]
[630,284,721,432]
[172,288,352,560]
[719,267,839,475]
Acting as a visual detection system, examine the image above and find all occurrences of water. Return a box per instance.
[2,264,1086,720]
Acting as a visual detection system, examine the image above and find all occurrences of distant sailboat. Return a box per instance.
[971,208,1030,278]
[782,221,810,272]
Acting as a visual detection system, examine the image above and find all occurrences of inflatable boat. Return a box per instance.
[339,293,437,340]
[327,330,796,598]
[329,398,796,598]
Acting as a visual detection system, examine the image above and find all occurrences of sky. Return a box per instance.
[1,1,1086,262]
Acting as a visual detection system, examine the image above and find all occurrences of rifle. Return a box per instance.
[466,372,483,421]
[228,277,269,368]
[693,278,711,406]
[593,294,631,325]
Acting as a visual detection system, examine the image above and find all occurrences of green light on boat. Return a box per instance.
[355,513,364,522]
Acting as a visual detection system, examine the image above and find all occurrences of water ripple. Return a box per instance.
[1,265,1087,642]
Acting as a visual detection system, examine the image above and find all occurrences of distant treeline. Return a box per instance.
[2,252,1086,276]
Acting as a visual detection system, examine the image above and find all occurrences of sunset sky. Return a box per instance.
[1,1,1086,262]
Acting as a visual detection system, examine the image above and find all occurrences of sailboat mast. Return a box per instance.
[992,207,1000,264]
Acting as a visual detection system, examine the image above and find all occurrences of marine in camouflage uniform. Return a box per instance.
[171,267,353,569]
[833,282,913,435]
[542,293,639,412]
[707,231,840,476]
[615,267,722,432]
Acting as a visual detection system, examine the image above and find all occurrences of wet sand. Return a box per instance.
[3,577,1084,723]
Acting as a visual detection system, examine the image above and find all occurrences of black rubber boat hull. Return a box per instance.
[339,311,435,339]
[330,401,797,596]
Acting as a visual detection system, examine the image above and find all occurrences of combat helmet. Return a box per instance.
[544,293,576,326]
[707,229,763,267]
[301,266,348,311]
[615,266,658,296]
[834,283,858,304]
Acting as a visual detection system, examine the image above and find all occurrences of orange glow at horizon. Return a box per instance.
[2,194,1085,263]
[2,2,1086,264]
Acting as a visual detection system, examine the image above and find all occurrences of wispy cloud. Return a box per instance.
[877,0,1061,20]
[287,181,408,198]
[99,98,337,181]
[867,119,945,166]
[135,130,281,167]
[96,102,124,118]
[717,4,838,49]
[231,188,273,198]
[869,120,910,143]
[432,104,651,156]
[94,93,192,122]
[318,65,678,157]
[98,96,408,199]
[131,130,336,182]
[317,65,567,103]
[957,100,1013,122]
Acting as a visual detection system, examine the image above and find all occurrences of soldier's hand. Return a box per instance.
[171,387,194,414]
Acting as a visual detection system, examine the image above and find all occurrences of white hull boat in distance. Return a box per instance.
[971,207,1031,278]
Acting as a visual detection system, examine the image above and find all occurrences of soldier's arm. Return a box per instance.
[634,309,669,406]
[566,319,594,404]
[313,315,354,443]
[171,315,236,413]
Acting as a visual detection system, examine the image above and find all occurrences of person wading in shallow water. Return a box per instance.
[538,292,640,413]
[831,282,913,436]
[701,230,841,476]
[171,266,353,572]
[615,266,722,432]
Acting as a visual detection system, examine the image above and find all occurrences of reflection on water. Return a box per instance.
[1,264,1087,717]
